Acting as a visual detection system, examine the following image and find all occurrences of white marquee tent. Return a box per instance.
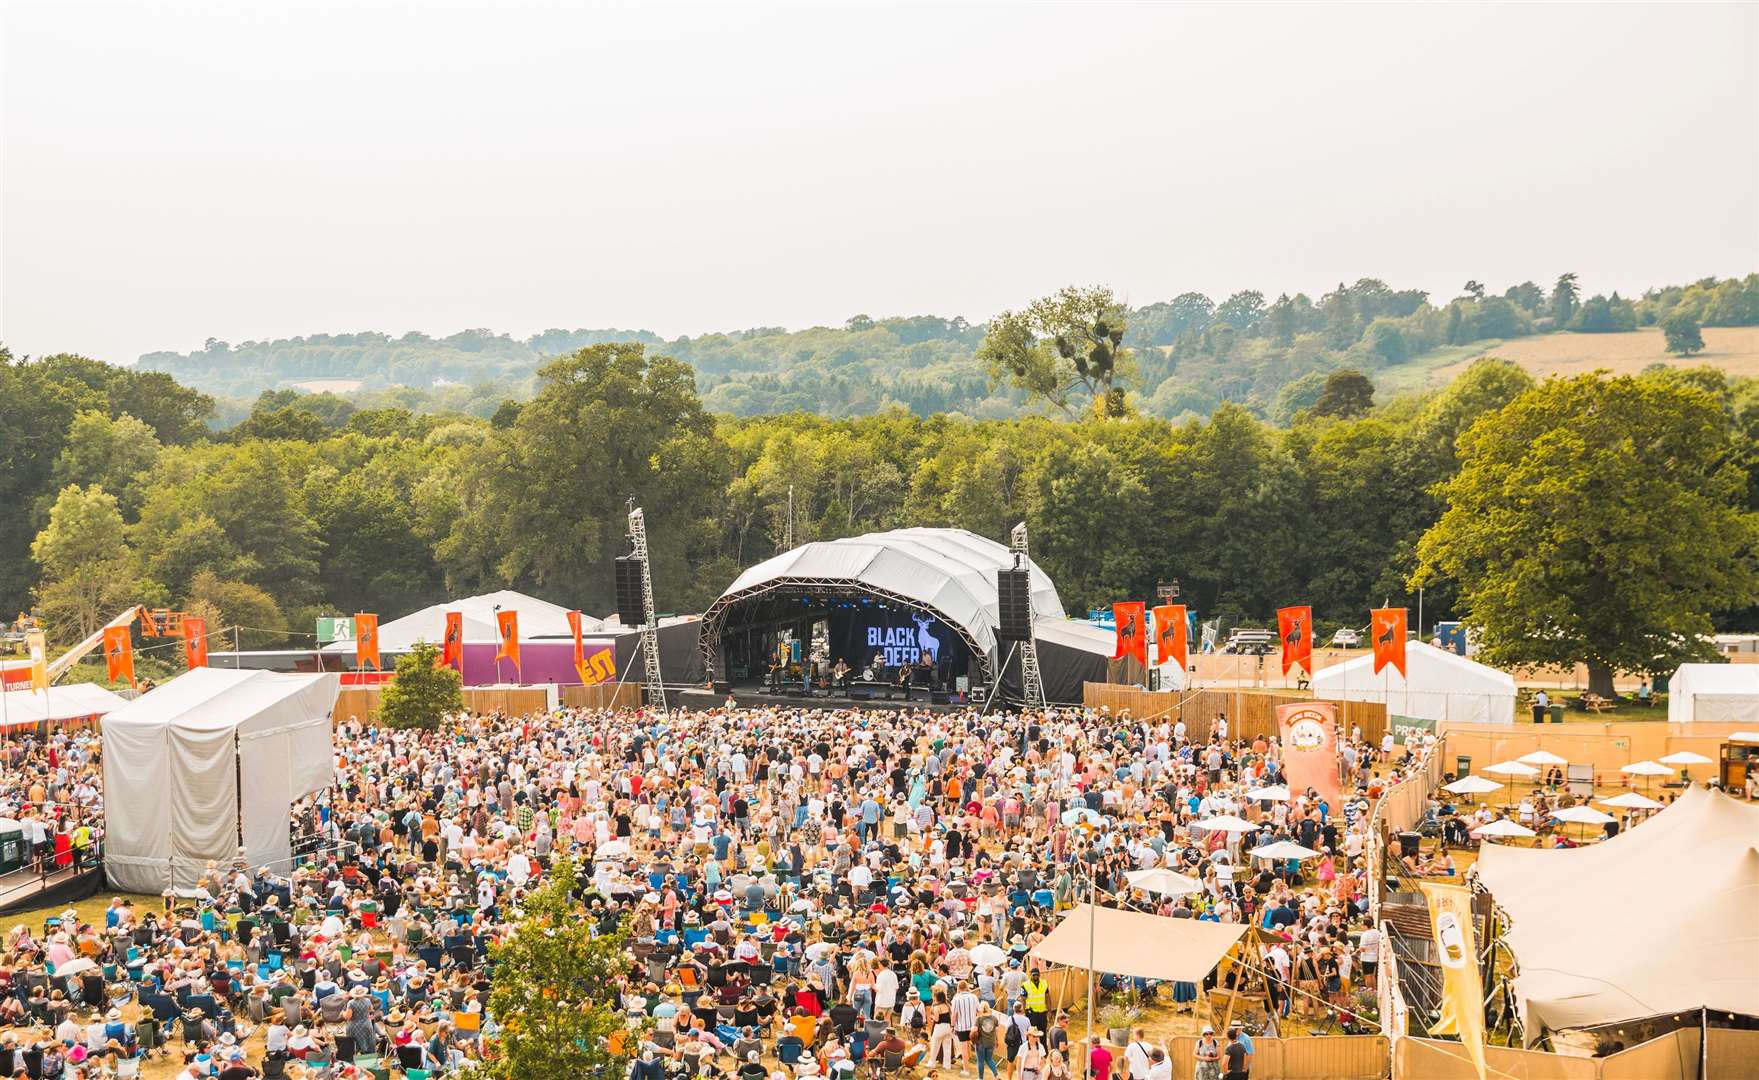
[1667,663,1759,725]
[320,589,600,654]
[1311,640,1517,725]
[102,668,339,893]
[0,683,129,729]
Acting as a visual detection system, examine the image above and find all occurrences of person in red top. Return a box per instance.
[1089,1036,1114,1080]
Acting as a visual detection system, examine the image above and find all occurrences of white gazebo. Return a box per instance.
[1667,663,1759,725]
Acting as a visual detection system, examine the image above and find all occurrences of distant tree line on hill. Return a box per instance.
[134,274,1759,425]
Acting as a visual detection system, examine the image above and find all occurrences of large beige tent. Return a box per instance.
[1667,663,1759,724]
[1475,785,1759,1040]
[1029,903,1246,982]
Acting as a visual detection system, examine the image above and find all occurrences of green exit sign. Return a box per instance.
[316,617,356,643]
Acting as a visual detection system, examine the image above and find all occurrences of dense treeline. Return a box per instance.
[135,275,1759,423]
[9,343,1757,686]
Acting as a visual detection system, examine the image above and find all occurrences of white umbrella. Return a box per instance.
[1599,792,1664,810]
[804,942,836,960]
[1243,785,1290,802]
[1483,760,1539,778]
[594,839,631,859]
[1443,776,1504,796]
[1249,840,1320,861]
[1517,750,1568,766]
[968,943,1007,969]
[1472,819,1536,840]
[52,957,97,977]
[1060,807,1103,827]
[1550,806,1614,825]
[1658,751,1712,766]
[1620,760,1672,777]
[1191,815,1258,834]
[1123,867,1202,898]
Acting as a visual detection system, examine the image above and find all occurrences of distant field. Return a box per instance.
[288,378,363,392]
[1431,326,1759,384]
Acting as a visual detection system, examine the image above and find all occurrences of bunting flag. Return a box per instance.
[182,617,209,670]
[1276,700,1342,811]
[25,630,48,693]
[1110,602,1147,667]
[1152,604,1188,671]
[1200,620,1218,655]
[103,626,137,689]
[438,611,464,672]
[354,613,381,671]
[1422,881,1489,1080]
[1277,605,1313,677]
[566,609,589,684]
[495,610,521,678]
[1371,607,1408,678]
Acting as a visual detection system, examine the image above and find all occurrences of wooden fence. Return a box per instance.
[561,682,641,710]
[1393,1027,1738,1080]
[1084,684,1388,746]
[1436,720,1749,787]
[1158,1034,1387,1079]
[330,685,553,723]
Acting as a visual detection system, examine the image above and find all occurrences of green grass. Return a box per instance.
[1373,340,1506,397]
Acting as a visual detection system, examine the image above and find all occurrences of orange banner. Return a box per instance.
[495,610,521,678]
[355,613,380,671]
[1152,604,1187,671]
[1111,602,1147,666]
[182,617,209,670]
[103,626,137,689]
[439,611,464,672]
[1278,605,1313,677]
[1277,700,1341,812]
[25,631,48,692]
[1371,607,1408,678]
[566,609,588,683]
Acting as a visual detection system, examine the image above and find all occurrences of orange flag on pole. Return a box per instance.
[355,613,380,672]
[1111,602,1147,667]
[566,609,589,684]
[182,617,209,670]
[1152,604,1188,671]
[1277,605,1313,678]
[103,626,137,690]
[438,611,464,672]
[1371,608,1408,678]
[495,610,521,679]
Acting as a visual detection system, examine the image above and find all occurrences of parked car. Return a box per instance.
[1222,628,1275,655]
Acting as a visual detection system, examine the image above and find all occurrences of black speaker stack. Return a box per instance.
[996,567,1033,642]
[614,555,646,625]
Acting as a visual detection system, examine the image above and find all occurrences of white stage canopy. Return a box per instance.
[1311,640,1517,725]
[321,589,598,654]
[1667,663,1759,725]
[102,668,339,893]
[0,683,129,728]
[1029,903,1245,983]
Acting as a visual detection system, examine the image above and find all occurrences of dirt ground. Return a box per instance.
[1431,325,1759,384]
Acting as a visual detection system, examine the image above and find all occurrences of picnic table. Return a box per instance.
[1582,693,1618,713]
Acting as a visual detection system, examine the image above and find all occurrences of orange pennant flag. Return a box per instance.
[103,626,137,690]
[1111,602,1147,667]
[566,609,588,683]
[438,611,464,672]
[1152,604,1188,671]
[1277,605,1313,677]
[495,610,521,678]
[182,617,209,670]
[1371,608,1408,679]
[355,613,381,672]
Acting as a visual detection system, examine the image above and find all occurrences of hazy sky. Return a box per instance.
[4,0,1756,365]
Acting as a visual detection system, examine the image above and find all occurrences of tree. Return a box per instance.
[31,485,158,643]
[186,570,285,649]
[1549,272,1580,327]
[377,641,463,730]
[1311,369,1375,418]
[459,858,632,1080]
[1463,280,1486,301]
[1663,310,1705,356]
[1412,373,1759,698]
[978,286,1133,418]
[50,411,161,519]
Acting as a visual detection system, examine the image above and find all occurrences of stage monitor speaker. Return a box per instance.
[996,567,1032,642]
[614,556,646,625]
[711,680,731,695]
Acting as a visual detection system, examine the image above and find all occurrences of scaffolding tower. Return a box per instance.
[627,507,668,715]
[1011,521,1045,709]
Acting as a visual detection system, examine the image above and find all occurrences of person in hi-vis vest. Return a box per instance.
[1022,971,1049,1032]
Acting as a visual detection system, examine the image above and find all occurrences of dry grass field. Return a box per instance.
[1431,326,1759,384]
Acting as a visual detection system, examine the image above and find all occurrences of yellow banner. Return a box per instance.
[1421,881,1487,1080]
[25,631,48,692]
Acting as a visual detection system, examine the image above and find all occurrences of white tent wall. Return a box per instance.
[102,668,339,893]
[1668,664,1759,725]
[1311,641,1517,725]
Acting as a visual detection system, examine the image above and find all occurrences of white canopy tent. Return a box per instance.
[1029,903,1246,983]
[102,668,339,893]
[1667,663,1759,725]
[0,683,129,728]
[321,589,598,654]
[1311,640,1517,725]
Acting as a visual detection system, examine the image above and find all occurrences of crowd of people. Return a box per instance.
[0,700,1441,1080]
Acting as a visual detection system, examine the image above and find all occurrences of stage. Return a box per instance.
[674,681,983,713]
